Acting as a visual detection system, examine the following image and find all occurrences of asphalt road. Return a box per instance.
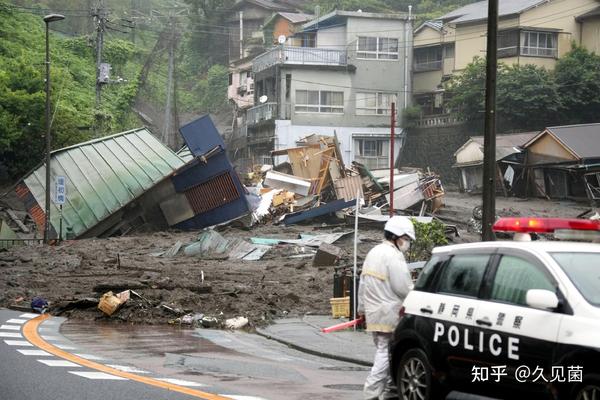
[0,308,370,400]
[0,308,237,400]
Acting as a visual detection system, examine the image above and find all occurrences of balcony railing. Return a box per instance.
[253,46,348,73]
[247,102,277,126]
[414,113,461,127]
[414,60,442,72]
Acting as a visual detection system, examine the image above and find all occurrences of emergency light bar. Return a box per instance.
[493,218,600,233]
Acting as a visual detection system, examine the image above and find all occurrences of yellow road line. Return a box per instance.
[23,315,231,400]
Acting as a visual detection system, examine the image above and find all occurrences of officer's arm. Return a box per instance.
[389,257,414,299]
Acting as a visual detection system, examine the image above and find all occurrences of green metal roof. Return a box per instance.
[23,128,185,238]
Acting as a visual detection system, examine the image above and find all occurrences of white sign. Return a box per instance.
[55,176,66,205]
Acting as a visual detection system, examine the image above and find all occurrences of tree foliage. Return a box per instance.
[0,8,144,179]
[555,45,600,125]
[446,46,600,131]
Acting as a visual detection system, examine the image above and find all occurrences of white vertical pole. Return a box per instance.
[353,190,360,330]
[239,11,243,60]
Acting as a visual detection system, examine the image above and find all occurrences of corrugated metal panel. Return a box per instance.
[177,146,194,162]
[334,175,364,201]
[185,172,241,215]
[21,128,185,238]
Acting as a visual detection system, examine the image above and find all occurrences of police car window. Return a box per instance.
[551,252,600,307]
[491,256,554,306]
[414,255,442,290]
[436,254,489,297]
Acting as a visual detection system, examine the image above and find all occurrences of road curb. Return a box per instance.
[254,328,372,367]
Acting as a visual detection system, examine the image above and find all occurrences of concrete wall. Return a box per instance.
[274,16,412,128]
[273,120,402,166]
[316,25,346,49]
[228,61,254,109]
[346,17,412,111]
[402,121,479,184]
[414,70,442,93]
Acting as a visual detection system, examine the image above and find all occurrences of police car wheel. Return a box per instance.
[571,374,600,400]
[396,348,433,400]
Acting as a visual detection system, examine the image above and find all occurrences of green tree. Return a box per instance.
[183,0,234,74]
[554,45,600,124]
[446,57,560,131]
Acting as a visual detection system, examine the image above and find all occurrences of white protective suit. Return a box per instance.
[358,240,414,400]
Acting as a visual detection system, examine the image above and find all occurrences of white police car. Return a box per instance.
[390,217,600,400]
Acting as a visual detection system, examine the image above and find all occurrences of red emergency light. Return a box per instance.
[493,217,600,233]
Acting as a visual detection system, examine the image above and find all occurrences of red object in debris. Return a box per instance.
[321,317,364,333]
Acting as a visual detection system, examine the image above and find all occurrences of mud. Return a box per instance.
[0,192,591,328]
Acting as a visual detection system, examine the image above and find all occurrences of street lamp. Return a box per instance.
[43,13,65,244]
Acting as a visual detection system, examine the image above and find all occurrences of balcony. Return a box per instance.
[414,60,442,72]
[253,46,348,73]
[247,102,277,126]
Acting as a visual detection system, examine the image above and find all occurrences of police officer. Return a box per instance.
[358,216,415,400]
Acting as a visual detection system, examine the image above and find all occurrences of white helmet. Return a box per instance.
[384,216,415,241]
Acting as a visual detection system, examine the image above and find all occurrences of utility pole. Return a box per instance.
[389,102,396,217]
[239,11,244,60]
[162,16,178,149]
[93,0,106,109]
[482,0,499,241]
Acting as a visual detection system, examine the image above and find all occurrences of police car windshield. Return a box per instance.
[551,252,600,307]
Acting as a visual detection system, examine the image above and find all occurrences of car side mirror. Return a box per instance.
[526,289,559,310]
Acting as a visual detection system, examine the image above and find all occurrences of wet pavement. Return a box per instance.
[61,317,372,400]
[255,315,374,366]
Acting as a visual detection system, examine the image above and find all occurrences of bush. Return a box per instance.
[407,218,448,262]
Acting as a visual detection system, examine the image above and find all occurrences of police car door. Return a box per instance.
[470,251,564,397]
[428,252,494,385]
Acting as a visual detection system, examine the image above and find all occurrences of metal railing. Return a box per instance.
[414,113,461,127]
[253,46,348,73]
[414,60,442,72]
[521,46,557,58]
[498,46,518,58]
[0,238,44,248]
[246,102,277,126]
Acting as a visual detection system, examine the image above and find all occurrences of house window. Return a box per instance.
[414,46,442,71]
[498,30,519,58]
[354,137,389,169]
[443,44,455,59]
[302,33,316,48]
[356,92,397,115]
[228,73,233,85]
[295,90,344,113]
[357,36,399,60]
[521,31,557,57]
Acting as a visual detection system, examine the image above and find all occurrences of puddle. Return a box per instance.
[61,320,235,358]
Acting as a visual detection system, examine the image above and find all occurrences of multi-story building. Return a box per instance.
[413,0,600,116]
[244,10,413,169]
[227,12,313,135]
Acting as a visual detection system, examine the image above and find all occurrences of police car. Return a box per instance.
[390,217,600,400]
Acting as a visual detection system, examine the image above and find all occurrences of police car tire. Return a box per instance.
[396,348,435,400]
[570,373,600,400]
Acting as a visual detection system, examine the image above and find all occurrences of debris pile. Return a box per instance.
[247,134,446,228]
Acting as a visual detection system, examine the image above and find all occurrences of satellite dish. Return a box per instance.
[278,35,286,44]
[259,95,268,103]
